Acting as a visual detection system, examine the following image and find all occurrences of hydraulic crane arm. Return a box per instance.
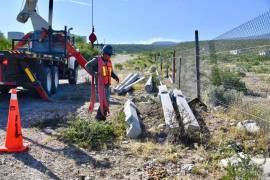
[17,0,50,30]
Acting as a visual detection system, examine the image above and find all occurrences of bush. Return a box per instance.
[0,37,11,50]
[211,66,247,93]
[222,71,247,92]
[61,119,115,150]
[124,56,154,70]
[211,65,222,86]
[223,155,263,180]
[209,86,243,106]
[60,112,127,150]
[74,36,99,60]
[114,63,123,70]
[112,111,126,138]
[252,65,270,74]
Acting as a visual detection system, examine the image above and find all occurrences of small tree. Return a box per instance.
[211,65,222,86]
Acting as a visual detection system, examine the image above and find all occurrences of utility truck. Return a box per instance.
[0,0,90,100]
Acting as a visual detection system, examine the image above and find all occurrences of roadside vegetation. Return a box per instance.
[0,36,11,50]
[60,111,126,150]
[74,36,99,60]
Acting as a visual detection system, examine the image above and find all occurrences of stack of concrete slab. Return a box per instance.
[114,73,144,94]
[158,85,178,129]
[173,89,200,139]
[124,99,142,139]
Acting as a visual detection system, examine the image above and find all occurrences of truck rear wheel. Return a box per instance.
[68,65,78,85]
[41,66,52,96]
[51,66,59,94]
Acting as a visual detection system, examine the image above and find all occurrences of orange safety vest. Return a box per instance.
[99,57,113,85]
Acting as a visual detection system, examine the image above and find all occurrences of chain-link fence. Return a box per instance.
[163,10,270,124]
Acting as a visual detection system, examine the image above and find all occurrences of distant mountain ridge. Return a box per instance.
[151,41,178,46]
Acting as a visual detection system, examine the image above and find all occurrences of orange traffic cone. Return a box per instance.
[0,89,30,152]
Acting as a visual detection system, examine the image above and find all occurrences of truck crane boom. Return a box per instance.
[17,0,50,30]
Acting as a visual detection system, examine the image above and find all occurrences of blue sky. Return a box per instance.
[0,0,269,44]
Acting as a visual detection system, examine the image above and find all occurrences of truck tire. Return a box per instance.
[41,66,52,96]
[68,65,78,85]
[51,66,59,94]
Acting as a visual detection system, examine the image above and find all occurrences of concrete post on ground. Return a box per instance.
[158,85,178,129]
[195,30,201,100]
[145,76,153,93]
[173,89,200,139]
[117,73,140,94]
[122,77,145,93]
[114,73,133,92]
[124,100,142,139]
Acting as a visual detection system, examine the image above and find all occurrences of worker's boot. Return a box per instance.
[95,107,106,121]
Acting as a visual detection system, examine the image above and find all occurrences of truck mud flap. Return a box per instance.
[19,62,50,101]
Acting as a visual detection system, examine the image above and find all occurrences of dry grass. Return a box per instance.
[122,141,183,162]
[132,83,145,91]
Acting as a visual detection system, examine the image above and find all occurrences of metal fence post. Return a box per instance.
[178,57,182,89]
[165,65,169,78]
[160,57,163,72]
[195,30,201,100]
[173,50,176,83]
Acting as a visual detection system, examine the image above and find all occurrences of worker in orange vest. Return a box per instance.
[85,45,119,120]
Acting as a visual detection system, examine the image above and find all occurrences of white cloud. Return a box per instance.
[55,0,91,7]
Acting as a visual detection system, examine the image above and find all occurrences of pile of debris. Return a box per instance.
[120,66,206,142]
[114,73,145,95]
[121,85,206,142]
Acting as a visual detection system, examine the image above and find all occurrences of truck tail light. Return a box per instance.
[2,59,8,65]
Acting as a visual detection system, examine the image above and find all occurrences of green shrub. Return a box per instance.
[60,112,127,150]
[222,155,263,180]
[211,65,222,86]
[209,86,243,106]
[211,66,247,93]
[0,37,11,50]
[112,111,126,138]
[124,56,154,70]
[74,36,99,60]
[222,71,247,92]
[252,65,270,74]
[114,63,123,70]
[61,119,115,150]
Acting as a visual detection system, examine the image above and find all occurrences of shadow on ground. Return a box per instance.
[0,83,90,130]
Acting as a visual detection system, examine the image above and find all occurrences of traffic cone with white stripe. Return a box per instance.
[0,89,29,152]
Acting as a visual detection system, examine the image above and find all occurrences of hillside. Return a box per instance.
[151,41,178,46]
[112,44,175,53]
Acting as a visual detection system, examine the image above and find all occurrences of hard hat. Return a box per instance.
[102,45,113,56]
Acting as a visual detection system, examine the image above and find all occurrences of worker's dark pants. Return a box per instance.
[95,85,110,121]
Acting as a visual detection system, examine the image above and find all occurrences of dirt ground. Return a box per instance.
[0,54,143,179]
[0,54,267,179]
